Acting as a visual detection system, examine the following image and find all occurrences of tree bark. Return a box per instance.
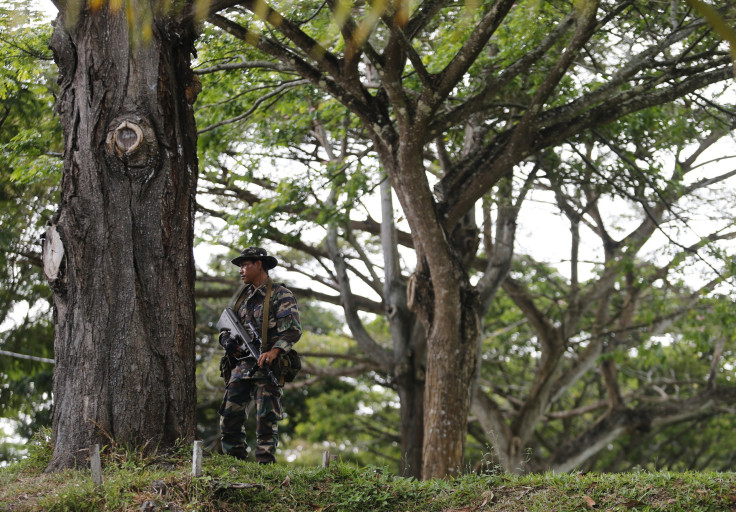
[419,268,480,479]
[46,2,199,470]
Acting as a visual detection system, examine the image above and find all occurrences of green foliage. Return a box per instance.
[9,427,53,472]
[299,300,344,335]
[0,0,59,464]
[194,16,382,250]
[0,319,54,450]
[295,379,399,447]
[282,327,401,467]
[686,0,736,60]
[478,252,736,473]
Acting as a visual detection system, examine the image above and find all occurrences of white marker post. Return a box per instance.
[322,450,337,468]
[192,440,203,477]
[90,444,102,486]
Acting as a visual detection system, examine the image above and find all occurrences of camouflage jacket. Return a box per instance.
[231,279,301,381]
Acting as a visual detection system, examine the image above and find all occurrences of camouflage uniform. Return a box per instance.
[219,279,301,463]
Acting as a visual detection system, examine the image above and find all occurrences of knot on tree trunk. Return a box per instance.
[105,115,160,181]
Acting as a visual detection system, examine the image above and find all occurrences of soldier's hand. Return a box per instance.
[258,348,281,368]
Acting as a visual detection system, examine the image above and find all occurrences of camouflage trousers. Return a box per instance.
[218,378,283,464]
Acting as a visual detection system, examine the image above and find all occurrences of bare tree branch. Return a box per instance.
[195,59,293,74]
[0,349,54,364]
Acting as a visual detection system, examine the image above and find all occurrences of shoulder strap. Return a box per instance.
[262,277,273,345]
[231,284,248,311]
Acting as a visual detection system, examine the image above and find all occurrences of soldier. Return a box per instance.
[218,247,302,464]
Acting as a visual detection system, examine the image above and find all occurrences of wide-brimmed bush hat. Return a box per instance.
[231,247,278,270]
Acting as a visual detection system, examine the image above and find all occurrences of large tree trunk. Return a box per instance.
[384,136,480,479]
[417,265,479,479]
[46,2,199,470]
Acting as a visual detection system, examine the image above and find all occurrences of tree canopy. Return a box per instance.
[190,0,736,477]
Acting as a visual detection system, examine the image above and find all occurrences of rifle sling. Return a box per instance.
[262,277,273,349]
[232,277,274,351]
[232,284,247,311]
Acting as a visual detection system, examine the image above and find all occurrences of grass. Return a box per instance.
[1,433,735,511]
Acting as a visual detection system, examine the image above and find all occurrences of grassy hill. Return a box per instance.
[2,433,735,511]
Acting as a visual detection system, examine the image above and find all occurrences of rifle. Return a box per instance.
[216,307,280,387]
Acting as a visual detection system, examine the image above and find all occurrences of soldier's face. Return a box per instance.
[240,260,262,284]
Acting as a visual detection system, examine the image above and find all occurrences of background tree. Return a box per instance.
[588,295,736,472]
[192,0,736,478]
[0,1,59,463]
